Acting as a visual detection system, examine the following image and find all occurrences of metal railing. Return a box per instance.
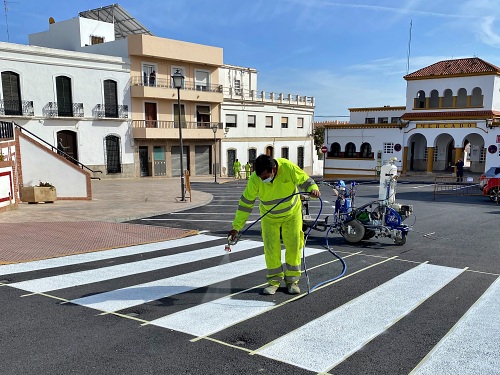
[132,120,222,129]
[433,175,483,200]
[13,122,102,179]
[45,102,84,117]
[130,76,223,93]
[93,104,129,119]
[224,87,314,106]
[0,99,35,116]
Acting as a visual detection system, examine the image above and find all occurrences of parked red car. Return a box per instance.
[483,176,500,202]
[479,167,500,190]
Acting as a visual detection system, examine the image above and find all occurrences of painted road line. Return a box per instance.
[69,248,324,313]
[149,249,355,337]
[0,234,221,276]
[9,240,264,293]
[410,277,500,375]
[254,263,465,374]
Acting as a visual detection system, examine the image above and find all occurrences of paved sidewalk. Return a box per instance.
[0,176,224,264]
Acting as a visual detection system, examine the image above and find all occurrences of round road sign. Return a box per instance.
[321,145,328,153]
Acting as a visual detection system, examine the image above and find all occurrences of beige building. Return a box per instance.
[128,34,225,177]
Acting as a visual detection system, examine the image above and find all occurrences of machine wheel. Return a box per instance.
[362,229,376,240]
[341,220,365,243]
[394,233,407,246]
[489,188,500,202]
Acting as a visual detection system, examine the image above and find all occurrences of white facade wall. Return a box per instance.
[0,42,133,178]
[29,17,115,51]
[405,75,495,110]
[349,108,404,124]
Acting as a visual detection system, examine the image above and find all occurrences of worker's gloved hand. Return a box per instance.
[227,229,239,245]
[309,189,321,198]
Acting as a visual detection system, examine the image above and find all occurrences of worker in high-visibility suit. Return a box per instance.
[233,159,242,179]
[228,154,320,295]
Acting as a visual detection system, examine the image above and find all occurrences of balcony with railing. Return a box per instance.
[44,102,84,118]
[132,120,224,140]
[0,100,35,117]
[93,104,129,119]
[224,87,315,107]
[129,76,224,103]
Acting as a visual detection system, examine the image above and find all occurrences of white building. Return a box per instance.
[322,57,500,179]
[220,64,317,176]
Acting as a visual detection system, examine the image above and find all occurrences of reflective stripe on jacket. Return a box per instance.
[231,158,318,231]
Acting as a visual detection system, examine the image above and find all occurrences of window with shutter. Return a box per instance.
[56,76,73,117]
[104,80,118,118]
[1,71,21,115]
[105,135,121,173]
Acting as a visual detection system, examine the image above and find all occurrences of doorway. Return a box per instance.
[139,146,149,177]
[227,149,236,177]
[57,130,78,162]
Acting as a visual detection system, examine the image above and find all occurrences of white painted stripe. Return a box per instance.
[0,234,220,276]
[70,248,324,313]
[148,247,322,336]
[255,263,464,373]
[410,277,500,375]
[9,240,264,293]
[168,213,259,216]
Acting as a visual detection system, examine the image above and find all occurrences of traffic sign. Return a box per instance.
[321,145,328,154]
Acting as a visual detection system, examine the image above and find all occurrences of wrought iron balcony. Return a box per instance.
[132,120,222,129]
[45,102,84,117]
[93,104,129,119]
[0,99,34,116]
[130,76,223,93]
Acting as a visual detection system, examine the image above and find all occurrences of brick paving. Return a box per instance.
[0,222,196,264]
[0,177,220,264]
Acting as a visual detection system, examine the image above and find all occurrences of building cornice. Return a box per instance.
[348,106,406,112]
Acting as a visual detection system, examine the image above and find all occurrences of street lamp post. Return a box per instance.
[172,69,186,202]
[211,124,218,183]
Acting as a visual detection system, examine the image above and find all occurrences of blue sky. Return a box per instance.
[2,0,500,119]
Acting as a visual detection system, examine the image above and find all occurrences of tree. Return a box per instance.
[313,126,325,155]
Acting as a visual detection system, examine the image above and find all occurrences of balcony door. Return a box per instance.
[145,102,157,128]
[196,105,210,128]
[195,70,209,91]
[56,76,73,117]
[1,71,22,115]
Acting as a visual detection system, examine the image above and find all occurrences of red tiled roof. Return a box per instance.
[404,58,500,80]
[401,110,500,120]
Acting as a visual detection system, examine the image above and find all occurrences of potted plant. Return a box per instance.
[20,181,57,203]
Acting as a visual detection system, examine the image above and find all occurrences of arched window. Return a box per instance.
[345,142,356,158]
[471,87,483,106]
[442,89,453,107]
[248,148,257,166]
[330,142,341,157]
[104,79,118,118]
[2,71,22,115]
[281,147,289,159]
[416,90,426,108]
[429,90,439,108]
[56,76,73,117]
[360,143,372,158]
[297,146,304,169]
[105,135,121,173]
[457,88,467,107]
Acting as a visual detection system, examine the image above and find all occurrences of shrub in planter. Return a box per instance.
[20,181,57,203]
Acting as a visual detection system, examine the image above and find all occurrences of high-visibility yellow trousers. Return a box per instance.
[261,208,303,286]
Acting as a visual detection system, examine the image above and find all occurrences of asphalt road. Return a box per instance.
[1,181,499,375]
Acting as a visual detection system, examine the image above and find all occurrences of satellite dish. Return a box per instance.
[49,17,55,24]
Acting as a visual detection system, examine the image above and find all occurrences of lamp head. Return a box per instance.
[171,69,184,89]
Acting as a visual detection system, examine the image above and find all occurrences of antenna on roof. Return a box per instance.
[406,19,412,75]
[3,0,10,42]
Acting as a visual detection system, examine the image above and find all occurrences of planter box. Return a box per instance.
[21,186,57,203]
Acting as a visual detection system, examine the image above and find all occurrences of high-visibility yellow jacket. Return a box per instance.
[232,158,318,231]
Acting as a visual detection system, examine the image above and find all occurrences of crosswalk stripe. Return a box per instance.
[254,263,465,373]
[0,234,221,276]
[69,248,324,313]
[8,240,264,293]
[410,276,500,375]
